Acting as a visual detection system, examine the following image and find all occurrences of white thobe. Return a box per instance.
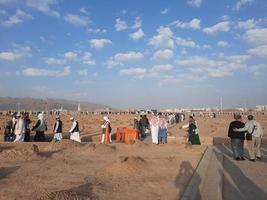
[69,121,81,142]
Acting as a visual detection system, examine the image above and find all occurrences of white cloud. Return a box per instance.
[82,52,96,65]
[161,8,169,15]
[89,39,112,49]
[22,66,71,77]
[150,64,173,74]
[78,69,88,76]
[248,64,266,76]
[87,28,107,33]
[119,67,146,79]
[45,57,66,65]
[106,51,144,68]
[203,21,231,35]
[187,0,203,7]
[26,0,60,17]
[175,54,254,78]
[226,55,251,64]
[0,52,20,61]
[0,9,33,27]
[129,29,145,40]
[171,18,201,30]
[79,8,87,14]
[244,28,267,45]
[64,14,90,26]
[0,44,32,61]
[148,26,174,49]
[158,73,205,86]
[217,41,229,47]
[115,18,128,31]
[176,37,197,48]
[64,51,77,60]
[233,0,254,11]
[152,49,174,60]
[132,17,142,29]
[203,44,211,49]
[238,19,258,30]
[220,15,230,21]
[248,45,267,57]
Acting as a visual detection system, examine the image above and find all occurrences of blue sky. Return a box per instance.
[0,0,267,109]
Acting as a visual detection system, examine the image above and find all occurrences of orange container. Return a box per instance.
[124,128,138,144]
[116,127,126,142]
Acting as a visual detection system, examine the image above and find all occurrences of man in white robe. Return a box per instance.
[149,113,159,144]
[14,113,25,142]
[69,117,81,142]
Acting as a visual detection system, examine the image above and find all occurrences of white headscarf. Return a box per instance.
[103,116,110,123]
[38,113,44,121]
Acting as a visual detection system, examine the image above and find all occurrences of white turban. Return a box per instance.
[103,116,110,123]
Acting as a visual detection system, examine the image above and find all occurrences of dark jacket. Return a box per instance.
[70,121,79,133]
[228,120,245,140]
[139,116,149,128]
[133,119,140,132]
[53,120,63,133]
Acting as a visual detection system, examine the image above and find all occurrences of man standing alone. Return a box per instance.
[228,113,246,160]
[234,115,263,161]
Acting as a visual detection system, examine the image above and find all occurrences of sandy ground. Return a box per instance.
[0,140,206,200]
[0,113,267,200]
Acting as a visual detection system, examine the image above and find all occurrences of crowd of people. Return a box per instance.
[131,112,187,145]
[3,111,265,161]
[3,112,81,143]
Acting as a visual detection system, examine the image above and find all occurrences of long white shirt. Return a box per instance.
[69,121,78,133]
[14,118,25,135]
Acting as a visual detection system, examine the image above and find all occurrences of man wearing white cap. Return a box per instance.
[69,117,81,142]
[32,113,47,141]
[14,112,25,142]
[53,116,63,141]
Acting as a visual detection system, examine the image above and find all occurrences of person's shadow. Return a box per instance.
[0,166,20,180]
[175,161,201,199]
[215,145,267,199]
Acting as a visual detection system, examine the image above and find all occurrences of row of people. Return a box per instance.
[3,113,81,143]
[132,113,172,144]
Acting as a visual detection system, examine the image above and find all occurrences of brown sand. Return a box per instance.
[0,141,206,200]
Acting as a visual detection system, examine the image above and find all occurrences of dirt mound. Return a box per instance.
[47,139,84,150]
[38,191,91,200]
[0,144,39,161]
[94,144,116,153]
[103,156,147,176]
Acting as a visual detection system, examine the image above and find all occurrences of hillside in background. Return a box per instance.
[0,97,109,111]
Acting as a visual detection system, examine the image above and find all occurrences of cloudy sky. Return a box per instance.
[0,0,267,109]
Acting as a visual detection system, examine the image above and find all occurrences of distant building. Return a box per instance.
[255,105,267,112]
[78,104,81,112]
